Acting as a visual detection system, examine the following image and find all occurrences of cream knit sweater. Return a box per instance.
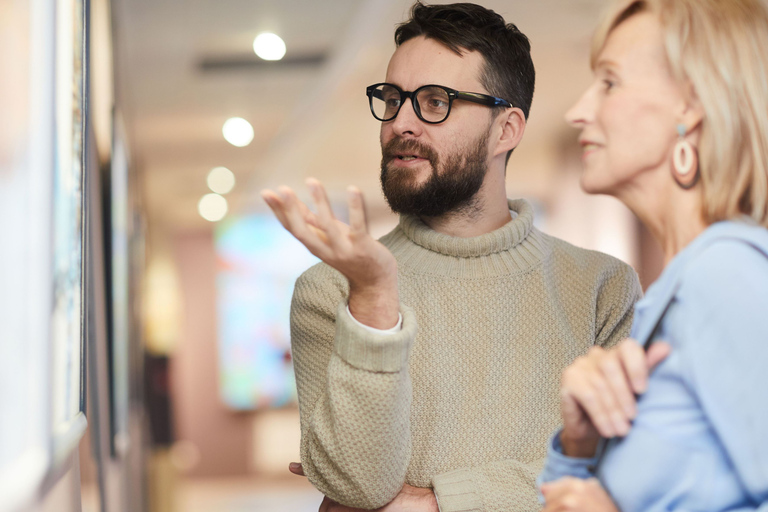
[290,199,641,511]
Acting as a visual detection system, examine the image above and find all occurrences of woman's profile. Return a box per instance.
[538,0,768,510]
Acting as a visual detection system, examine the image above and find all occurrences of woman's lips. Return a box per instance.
[580,142,602,159]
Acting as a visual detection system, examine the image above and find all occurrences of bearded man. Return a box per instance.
[262,3,642,511]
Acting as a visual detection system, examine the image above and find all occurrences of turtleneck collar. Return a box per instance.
[398,199,537,258]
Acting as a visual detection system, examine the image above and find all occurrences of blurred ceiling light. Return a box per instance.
[222,117,254,147]
[253,32,286,61]
[198,193,228,222]
[207,166,236,195]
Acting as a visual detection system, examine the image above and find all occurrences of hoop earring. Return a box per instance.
[672,123,699,189]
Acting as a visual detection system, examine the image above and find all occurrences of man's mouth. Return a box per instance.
[382,137,437,169]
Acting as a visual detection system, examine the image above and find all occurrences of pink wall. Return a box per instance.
[172,229,250,477]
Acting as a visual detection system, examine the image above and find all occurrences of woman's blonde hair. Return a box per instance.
[592,0,768,227]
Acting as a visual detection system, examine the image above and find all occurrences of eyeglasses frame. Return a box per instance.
[365,82,513,124]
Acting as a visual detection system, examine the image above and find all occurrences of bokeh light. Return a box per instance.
[222,117,254,147]
[198,193,228,222]
[253,32,286,61]
[207,166,236,195]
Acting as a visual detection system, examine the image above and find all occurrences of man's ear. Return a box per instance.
[493,107,526,157]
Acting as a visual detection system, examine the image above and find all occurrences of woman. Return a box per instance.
[537,0,768,511]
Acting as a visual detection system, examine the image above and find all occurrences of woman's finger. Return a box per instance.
[579,367,620,438]
[616,339,650,395]
[541,478,580,507]
[596,350,636,432]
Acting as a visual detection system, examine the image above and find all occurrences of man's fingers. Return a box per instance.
[278,187,334,260]
[294,193,321,227]
[261,189,291,229]
[307,178,343,240]
[347,186,369,235]
[288,462,305,476]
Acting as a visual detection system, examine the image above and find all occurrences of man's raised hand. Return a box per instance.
[261,178,400,329]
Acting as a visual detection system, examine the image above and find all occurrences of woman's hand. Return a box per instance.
[261,178,400,329]
[540,477,619,512]
[559,339,671,457]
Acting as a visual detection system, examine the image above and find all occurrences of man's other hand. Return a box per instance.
[262,178,400,330]
[559,338,671,457]
[318,484,438,512]
[289,462,305,476]
[290,464,437,512]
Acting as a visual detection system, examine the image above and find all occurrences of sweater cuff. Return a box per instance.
[431,467,482,512]
[346,304,403,333]
[333,302,417,373]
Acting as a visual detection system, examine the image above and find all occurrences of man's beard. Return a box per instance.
[380,130,490,218]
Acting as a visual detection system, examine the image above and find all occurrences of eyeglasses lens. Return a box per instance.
[415,86,450,123]
[371,85,401,121]
[370,85,451,123]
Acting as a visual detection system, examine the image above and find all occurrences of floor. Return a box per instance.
[82,475,324,512]
[176,476,323,512]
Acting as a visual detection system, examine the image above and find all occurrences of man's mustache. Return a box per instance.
[381,137,439,167]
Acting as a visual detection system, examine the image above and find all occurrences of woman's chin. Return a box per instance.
[579,174,613,196]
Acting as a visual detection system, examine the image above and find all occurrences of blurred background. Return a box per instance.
[0,0,664,511]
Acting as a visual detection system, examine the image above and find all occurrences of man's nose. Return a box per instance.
[391,97,424,137]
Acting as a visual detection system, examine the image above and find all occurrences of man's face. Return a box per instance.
[379,36,497,218]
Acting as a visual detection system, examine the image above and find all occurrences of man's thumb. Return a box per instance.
[646,342,671,372]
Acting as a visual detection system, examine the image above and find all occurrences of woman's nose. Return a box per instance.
[565,88,594,128]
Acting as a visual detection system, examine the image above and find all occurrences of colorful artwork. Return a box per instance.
[215,215,319,409]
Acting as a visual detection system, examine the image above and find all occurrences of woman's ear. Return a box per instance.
[680,83,704,135]
[493,107,527,157]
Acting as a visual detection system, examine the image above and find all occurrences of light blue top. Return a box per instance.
[538,220,768,512]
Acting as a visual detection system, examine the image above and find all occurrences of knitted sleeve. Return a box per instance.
[593,260,642,349]
[290,264,417,509]
[432,457,545,512]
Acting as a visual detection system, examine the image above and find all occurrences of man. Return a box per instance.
[262,3,642,511]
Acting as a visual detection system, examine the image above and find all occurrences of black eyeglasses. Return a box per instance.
[366,82,512,124]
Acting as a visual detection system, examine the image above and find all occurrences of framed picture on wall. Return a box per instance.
[51,0,88,461]
[107,114,131,458]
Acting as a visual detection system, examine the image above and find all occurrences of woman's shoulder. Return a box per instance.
[670,223,768,343]
[682,222,768,292]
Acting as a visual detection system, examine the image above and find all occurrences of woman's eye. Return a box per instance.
[602,79,615,91]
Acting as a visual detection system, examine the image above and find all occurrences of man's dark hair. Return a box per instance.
[395,2,535,122]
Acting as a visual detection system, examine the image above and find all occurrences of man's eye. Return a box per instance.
[425,97,448,109]
[385,98,401,108]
